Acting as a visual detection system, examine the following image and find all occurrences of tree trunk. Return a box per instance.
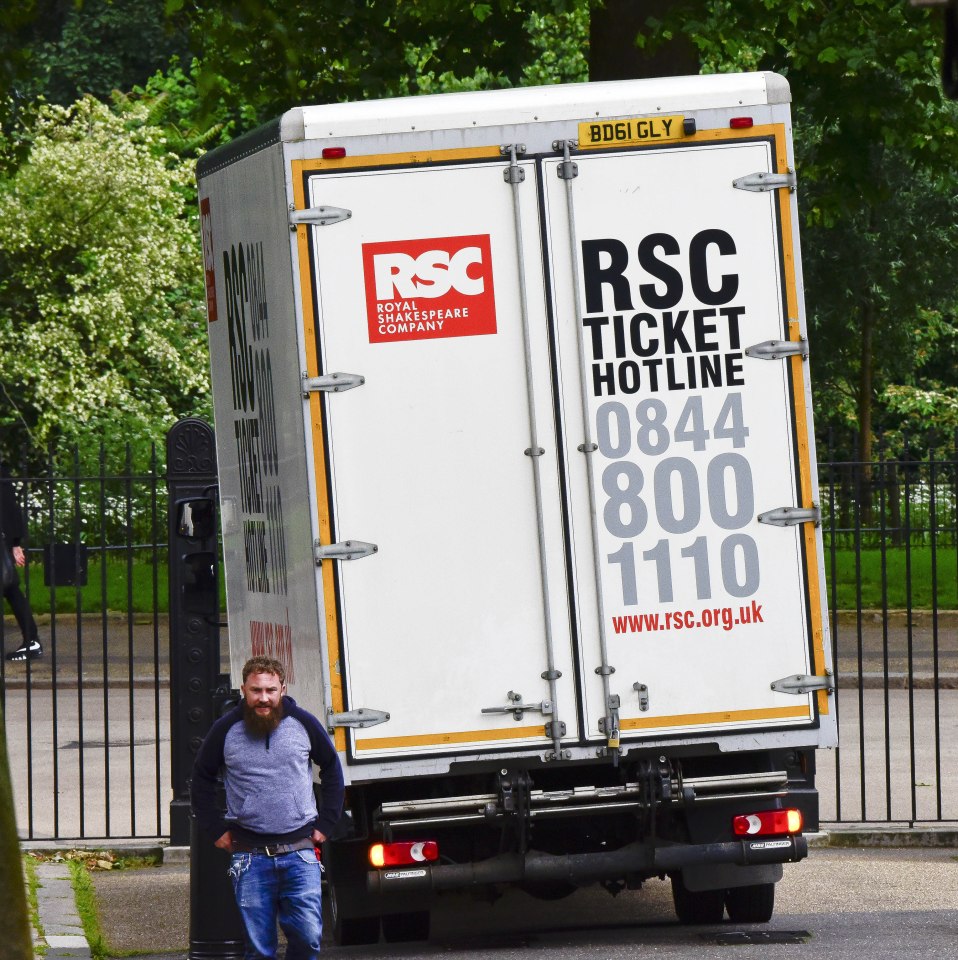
[0,700,34,959]
[589,0,699,80]
[858,302,875,466]
[857,302,876,523]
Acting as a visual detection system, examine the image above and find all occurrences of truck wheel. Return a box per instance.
[671,874,725,925]
[382,910,431,943]
[330,882,380,946]
[724,883,775,923]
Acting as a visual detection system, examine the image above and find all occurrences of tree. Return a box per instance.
[0,0,190,165]
[0,97,210,468]
[0,705,32,960]
[169,0,587,127]
[589,0,697,80]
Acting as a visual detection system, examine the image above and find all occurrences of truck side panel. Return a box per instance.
[200,144,332,718]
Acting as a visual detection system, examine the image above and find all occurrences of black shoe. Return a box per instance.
[6,640,42,662]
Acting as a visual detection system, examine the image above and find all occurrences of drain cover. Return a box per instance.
[702,930,811,945]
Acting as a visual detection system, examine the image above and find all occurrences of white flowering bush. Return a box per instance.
[0,96,209,464]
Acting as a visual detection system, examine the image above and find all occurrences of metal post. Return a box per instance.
[167,418,245,958]
[166,417,221,846]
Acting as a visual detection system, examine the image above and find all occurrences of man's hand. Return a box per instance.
[214,831,234,852]
[12,546,25,567]
[311,828,326,845]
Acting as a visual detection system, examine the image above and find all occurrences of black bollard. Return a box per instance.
[167,418,221,847]
[189,810,245,960]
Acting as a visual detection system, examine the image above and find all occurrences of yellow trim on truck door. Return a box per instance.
[621,704,810,733]
[356,724,548,752]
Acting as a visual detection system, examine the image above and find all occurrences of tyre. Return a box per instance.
[330,881,380,946]
[725,882,775,923]
[382,910,431,943]
[671,874,726,924]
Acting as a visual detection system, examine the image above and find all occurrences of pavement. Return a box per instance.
[21,827,958,959]
[28,841,189,960]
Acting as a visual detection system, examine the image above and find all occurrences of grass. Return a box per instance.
[22,556,168,616]
[23,556,224,616]
[23,855,43,950]
[68,859,108,960]
[825,544,958,610]
[16,546,958,617]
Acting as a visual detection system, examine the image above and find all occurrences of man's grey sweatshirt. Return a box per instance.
[191,696,344,844]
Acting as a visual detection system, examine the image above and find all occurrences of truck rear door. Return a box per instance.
[542,126,830,743]
[295,154,578,761]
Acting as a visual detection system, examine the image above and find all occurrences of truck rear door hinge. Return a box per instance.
[327,707,390,729]
[302,372,365,395]
[733,170,796,193]
[544,720,567,739]
[771,673,835,696]
[745,338,808,361]
[289,205,352,228]
[757,505,821,527]
[314,540,378,563]
[501,144,527,183]
[552,139,579,180]
[481,691,554,722]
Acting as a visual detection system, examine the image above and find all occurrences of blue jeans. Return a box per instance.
[229,849,324,960]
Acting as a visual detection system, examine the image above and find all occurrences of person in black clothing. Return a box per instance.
[1,463,41,661]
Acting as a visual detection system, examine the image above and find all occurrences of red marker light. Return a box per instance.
[322,147,347,159]
[730,117,754,129]
[732,808,803,836]
[368,840,439,867]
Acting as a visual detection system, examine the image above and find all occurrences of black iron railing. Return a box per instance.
[3,441,957,839]
[1,445,168,840]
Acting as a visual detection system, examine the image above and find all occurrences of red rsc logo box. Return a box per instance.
[362,235,497,343]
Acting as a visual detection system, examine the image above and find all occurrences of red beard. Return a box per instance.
[243,700,284,737]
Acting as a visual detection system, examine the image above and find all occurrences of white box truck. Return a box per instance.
[196,71,836,943]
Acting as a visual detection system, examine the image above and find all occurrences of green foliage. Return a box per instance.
[651,0,958,453]
[0,97,210,469]
[395,7,588,95]
[0,0,191,171]
[170,0,587,128]
[4,0,189,109]
[1,0,957,461]
[121,57,260,157]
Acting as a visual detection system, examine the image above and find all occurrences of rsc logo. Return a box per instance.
[362,235,497,344]
[372,245,485,300]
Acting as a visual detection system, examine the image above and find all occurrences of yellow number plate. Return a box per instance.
[578,114,687,149]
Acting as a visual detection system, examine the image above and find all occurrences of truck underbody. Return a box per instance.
[325,746,817,944]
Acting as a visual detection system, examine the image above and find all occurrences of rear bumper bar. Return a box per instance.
[367,834,807,894]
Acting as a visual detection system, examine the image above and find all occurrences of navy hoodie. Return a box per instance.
[191,695,344,844]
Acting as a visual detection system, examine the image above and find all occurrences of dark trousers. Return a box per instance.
[2,569,39,648]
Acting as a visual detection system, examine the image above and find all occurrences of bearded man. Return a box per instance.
[191,656,344,960]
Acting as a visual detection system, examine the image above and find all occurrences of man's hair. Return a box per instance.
[242,656,286,685]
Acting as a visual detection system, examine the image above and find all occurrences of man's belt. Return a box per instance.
[232,837,316,856]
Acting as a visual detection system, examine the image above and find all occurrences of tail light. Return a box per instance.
[369,840,439,868]
[732,808,803,837]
